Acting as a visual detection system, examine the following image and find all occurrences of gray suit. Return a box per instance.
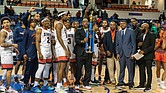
[116,28,136,84]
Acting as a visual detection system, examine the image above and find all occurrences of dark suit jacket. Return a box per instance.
[138,31,156,60]
[73,27,86,56]
[103,30,117,58]
[116,28,136,57]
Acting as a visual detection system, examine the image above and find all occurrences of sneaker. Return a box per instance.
[111,79,116,85]
[42,86,54,91]
[143,87,151,92]
[160,81,166,89]
[59,89,67,93]
[6,87,18,93]
[134,85,145,89]
[30,86,41,93]
[14,77,19,83]
[0,85,6,92]
[75,85,79,90]
[55,87,61,92]
[83,86,92,90]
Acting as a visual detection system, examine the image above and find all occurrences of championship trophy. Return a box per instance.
[85,11,95,53]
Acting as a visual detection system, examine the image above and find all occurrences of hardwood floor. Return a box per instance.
[0,65,166,93]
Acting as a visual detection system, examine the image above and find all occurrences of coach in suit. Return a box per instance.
[137,23,155,92]
[103,21,120,85]
[73,18,93,89]
[116,20,136,89]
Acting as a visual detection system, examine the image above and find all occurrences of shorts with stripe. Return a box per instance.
[1,52,13,70]
[55,47,69,62]
[38,48,52,64]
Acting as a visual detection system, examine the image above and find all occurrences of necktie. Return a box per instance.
[121,30,124,41]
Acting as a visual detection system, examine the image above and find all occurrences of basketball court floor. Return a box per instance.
[0,65,166,93]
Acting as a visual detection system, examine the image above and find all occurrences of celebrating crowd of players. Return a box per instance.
[0,7,166,93]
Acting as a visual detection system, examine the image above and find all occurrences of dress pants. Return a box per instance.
[75,53,92,86]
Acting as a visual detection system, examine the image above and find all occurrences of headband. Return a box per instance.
[41,18,49,23]
[58,11,67,17]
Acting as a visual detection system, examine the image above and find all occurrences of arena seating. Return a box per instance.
[108,4,160,12]
[19,1,71,8]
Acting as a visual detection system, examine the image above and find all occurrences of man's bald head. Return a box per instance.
[141,23,149,29]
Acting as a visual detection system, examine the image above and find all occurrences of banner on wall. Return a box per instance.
[129,13,142,16]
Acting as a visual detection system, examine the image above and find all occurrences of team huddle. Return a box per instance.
[0,7,166,93]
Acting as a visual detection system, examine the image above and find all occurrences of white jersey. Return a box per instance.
[1,29,13,53]
[66,28,75,59]
[99,27,110,34]
[39,27,52,49]
[54,22,68,49]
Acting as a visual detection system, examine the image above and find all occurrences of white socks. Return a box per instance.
[157,78,161,85]
[44,80,48,86]
[63,78,67,83]
[91,66,95,81]
[160,81,166,89]
[34,81,39,87]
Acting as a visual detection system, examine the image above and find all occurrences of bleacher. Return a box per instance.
[106,4,160,12]
[17,1,71,8]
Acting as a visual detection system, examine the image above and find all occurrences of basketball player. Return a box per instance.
[54,11,70,92]
[98,20,110,82]
[65,19,76,82]
[0,17,18,92]
[33,18,53,91]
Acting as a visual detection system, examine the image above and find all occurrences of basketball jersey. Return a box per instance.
[1,29,13,53]
[54,22,68,49]
[39,27,52,49]
[66,28,75,53]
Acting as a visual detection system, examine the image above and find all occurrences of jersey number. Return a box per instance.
[47,37,50,43]
[68,38,71,44]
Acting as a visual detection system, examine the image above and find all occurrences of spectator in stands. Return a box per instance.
[4,6,10,15]
[53,8,58,18]
[112,13,119,20]
[97,8,102,19]
[9,5,15,16]
[151,1,155,8]
[10,18,15,30]
[132,1,136,5]
[66,0,71,6]
[138,2,141,5]
[76,10,81,19]
[102,10,108,20]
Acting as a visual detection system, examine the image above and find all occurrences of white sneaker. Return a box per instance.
[55,87,61,92]
[83,86,92,90]
[59,89,67,93]
[157,79,161,85]
[75,85,79,90]
[6,87,18,93]
[0,85,6,92]
[160,81,166,89]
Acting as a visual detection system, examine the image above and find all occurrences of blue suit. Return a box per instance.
[116,28,136,84]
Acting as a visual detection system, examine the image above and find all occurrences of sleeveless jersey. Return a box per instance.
[1,29,13,53]
[39,27,52,48]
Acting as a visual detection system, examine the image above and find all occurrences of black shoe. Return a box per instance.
[129,84,134,89]
[143,87,151,92]
[116,83,124,87]
[98,76,101,82]
[134,85,145,89]
[14,77,19,83]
